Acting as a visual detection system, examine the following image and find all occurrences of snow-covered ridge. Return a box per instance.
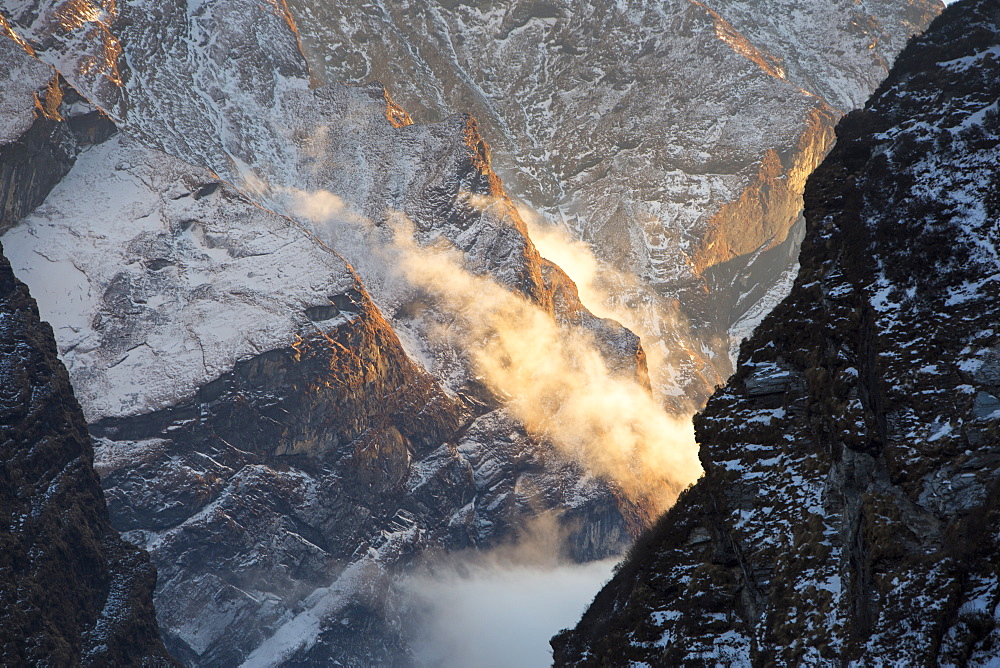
[3,135,357,421]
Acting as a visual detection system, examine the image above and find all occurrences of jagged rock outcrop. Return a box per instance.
[553,1,1000,664]
[0,244,174,663]
[286,0,941,398]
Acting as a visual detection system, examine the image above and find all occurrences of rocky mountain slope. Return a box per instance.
[286,0,941,398]
[0,0,944,664]
[0,4,655,664]
[0,241,176,665]
[0,0,655,450]
[553,0,1000,663]
[0,45,172,662]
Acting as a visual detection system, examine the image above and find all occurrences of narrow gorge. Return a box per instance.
[0,0,961,665]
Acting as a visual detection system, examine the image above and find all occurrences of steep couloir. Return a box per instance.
[554,0,1000,664]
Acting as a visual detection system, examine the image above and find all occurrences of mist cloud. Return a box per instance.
[405,559,616,667]
[288,189,702,513]
[516,202,724,411]
[401,514,618,668]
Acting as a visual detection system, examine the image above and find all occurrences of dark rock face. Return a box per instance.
[0,240,174,665]
[554,1,1000,664]
[0,100,74,234]
[0,38,73,234]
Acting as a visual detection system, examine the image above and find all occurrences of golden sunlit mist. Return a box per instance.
[515,202,723,413]
[290,189,702,514]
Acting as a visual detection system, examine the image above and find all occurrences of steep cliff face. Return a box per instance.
[0,244,174,664]
[0,245,174,666]
[0,36,171,665]
[285,0,941,397]
[553,0,1000,664]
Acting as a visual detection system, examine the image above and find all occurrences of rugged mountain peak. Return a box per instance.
[284,0,942,401]
[553,0,1000,663]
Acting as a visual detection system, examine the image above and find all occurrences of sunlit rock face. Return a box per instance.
[286,0,940,399]
[554,1,1000,663]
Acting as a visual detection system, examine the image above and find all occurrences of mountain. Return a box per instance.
[0,0,943,664]
[553,1,1000,663]
[286,0,941,401]
[0,241,175,666]
[0,40,172,663]
[4,125,640,664]
[0,3,649,663]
